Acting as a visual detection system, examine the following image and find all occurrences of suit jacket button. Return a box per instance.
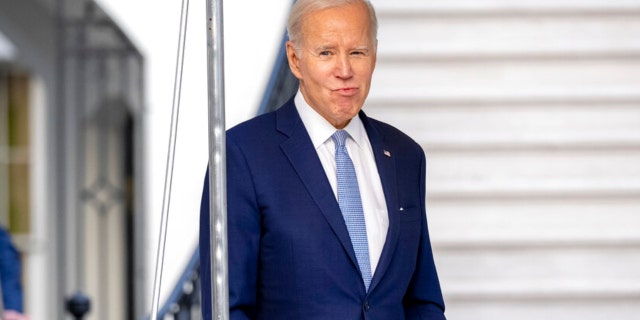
[363,301,371,311]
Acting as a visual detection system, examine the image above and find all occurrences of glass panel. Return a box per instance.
[8,73,30,233]
[0,70,30,233]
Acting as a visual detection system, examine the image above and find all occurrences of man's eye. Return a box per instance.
[351,51,365,56]
[319,51,331,56]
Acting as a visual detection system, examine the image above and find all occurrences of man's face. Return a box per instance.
[286,2,377,129]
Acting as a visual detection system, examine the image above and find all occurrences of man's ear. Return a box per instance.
[286,41,303,79]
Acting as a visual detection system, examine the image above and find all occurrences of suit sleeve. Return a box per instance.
[226,139,262,319]
[199,168,212,320]
[200,139,261,320]
[403,150,447,320]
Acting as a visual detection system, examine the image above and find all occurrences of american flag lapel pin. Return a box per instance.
[383,150,391,157]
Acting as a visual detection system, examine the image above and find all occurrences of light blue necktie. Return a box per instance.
[332,130,372,291]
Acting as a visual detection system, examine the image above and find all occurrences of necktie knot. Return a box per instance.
[332,130,348,148]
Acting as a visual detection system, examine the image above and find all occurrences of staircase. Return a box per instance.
[367,1,640,319]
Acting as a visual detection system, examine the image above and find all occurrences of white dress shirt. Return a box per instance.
[294,91,389,275]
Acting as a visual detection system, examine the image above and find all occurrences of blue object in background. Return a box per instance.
[0,226,23,313]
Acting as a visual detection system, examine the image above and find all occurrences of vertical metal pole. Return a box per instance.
[0,71,8,227]
[54,0,69,318]
[205,0,228,319]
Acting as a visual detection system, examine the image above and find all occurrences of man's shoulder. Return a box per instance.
[227,110,277,139]
[227,98,297,138]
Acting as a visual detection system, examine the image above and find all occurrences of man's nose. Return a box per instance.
[335,54,353,78]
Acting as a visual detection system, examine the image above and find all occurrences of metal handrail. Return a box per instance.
[156,248,200,318]
[151,8,298,320]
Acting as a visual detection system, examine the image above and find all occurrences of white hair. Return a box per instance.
[286,0,378,47]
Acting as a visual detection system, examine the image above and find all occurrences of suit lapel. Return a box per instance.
[360,112,400,292]
[276,101,362,273]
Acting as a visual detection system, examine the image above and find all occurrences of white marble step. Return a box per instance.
[427,197,640,245]
[372,0,640,14]
[436,246,640,293]
[436,246,640,319]
[377,14,640,60]
[424,149,640,195]
[365,103,640,150]
[444,299,640,320]
[369,59,640,103]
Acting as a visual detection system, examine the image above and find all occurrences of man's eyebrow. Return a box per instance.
[313,45,370,51]
[314,45,337,51]
[352,46,370,51]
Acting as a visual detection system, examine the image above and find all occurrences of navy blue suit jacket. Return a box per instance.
[200,99,445,319]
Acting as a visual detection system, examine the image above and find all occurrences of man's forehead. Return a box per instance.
[301,27,373,46]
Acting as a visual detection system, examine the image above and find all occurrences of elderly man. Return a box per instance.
[200,0,446,319]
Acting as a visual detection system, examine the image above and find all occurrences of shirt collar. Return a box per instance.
[294,90,366,150]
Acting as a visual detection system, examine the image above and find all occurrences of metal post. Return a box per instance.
[205,0,228,319]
